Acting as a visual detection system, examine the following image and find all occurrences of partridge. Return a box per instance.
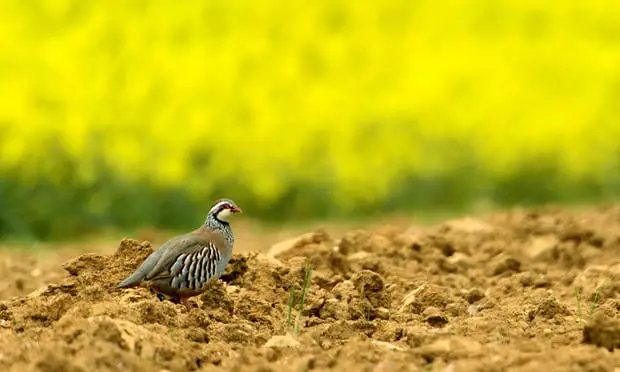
[117,198,242,309]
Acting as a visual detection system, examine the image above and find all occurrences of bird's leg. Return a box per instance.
[179,297,191,311]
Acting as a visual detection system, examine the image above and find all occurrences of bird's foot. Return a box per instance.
[179,297,192,311]
[152,292,191,310]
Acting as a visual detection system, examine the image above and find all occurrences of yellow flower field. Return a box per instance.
[0,0,619,238]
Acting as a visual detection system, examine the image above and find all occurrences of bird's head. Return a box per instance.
[209,198,242,222]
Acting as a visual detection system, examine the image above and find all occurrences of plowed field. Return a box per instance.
[2,205,620,371]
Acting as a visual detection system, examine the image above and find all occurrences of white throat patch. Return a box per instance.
[216,208,232,221]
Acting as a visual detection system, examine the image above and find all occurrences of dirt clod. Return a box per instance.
[583,313,620,350]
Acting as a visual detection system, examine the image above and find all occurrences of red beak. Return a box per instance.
[232,206,242,213]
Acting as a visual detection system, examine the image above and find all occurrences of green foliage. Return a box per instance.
[1,1,620,239]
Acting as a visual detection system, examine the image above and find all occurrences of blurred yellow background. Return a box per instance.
[0,0,619,240]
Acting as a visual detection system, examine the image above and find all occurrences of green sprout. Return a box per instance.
[575,286,601,324]
[292,264,314,337]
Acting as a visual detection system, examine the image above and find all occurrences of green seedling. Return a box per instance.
[575,287,582,323]
[589,289,601,318]
[293,264,314,337]
[575,286,601,324]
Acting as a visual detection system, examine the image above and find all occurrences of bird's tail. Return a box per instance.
[117,271,145,288]
[117,250,160,288]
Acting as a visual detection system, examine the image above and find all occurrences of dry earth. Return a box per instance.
[2,205,620,371]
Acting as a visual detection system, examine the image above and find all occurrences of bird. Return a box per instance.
[117,198,242,310]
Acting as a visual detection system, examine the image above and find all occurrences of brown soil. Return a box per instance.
[2,205,620,371]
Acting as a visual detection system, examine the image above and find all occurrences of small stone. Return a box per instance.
[422,306,440,317]
[423,307,448,328]
[534,276,551,288]
[371,340,404,351]
[492,257,521,276]
[400,283,450,315]
[373,320,404,342]
[225,285,240,295]
[519,272,551,288]
[369,234,392,251]
[426,315,448,328]
[445,302,466,317]
[394,232,425,251]
[348,251,373,261]
[319,298,350,320]
[447,252,471,266]
[400,284,427,311]
[376,307,390,320]
[264,334,301,349]
[443,217,494,234]
[524,236,558,261]
[30,268,42,277]
[332,280,355,301]
[465,288,485,304]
